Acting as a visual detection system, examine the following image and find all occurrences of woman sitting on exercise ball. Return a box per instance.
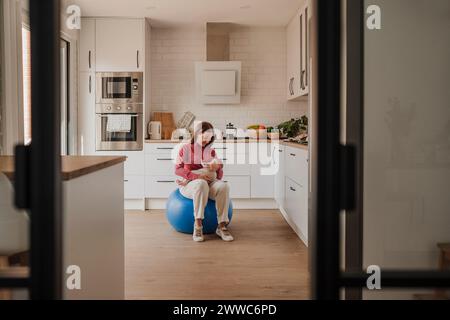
[175,122,234,243]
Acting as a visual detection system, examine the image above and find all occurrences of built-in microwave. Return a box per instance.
[96,72,143,104]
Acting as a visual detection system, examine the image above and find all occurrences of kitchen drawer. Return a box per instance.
[95,151,145,175]
[145,143,181,155]
[222,176,250,199]
[123,151,145,175]
[213,143,248,155]
[285,147,308,186]
[124,175,145,199]
[251,164,275,198]
[145,176,178,198]
[222,162,251,176]
[285,177,308,240]
[145,153,176,176]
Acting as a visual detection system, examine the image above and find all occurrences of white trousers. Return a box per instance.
[180,180,230,224]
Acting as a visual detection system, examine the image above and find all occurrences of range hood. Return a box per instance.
[195,23,242,105]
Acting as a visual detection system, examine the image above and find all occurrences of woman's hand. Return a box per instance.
[205,162,221,172]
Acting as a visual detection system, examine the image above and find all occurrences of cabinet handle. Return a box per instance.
[88,50,91,69]
[290,186,296,192]
[290,153,296,157]
[157,158,173,161]
[137,50,140,69]
[289,78,294,95]
[279,149,283,153]
[124,180,129,182]
[300,71,305,90]
[300,13,303,90]
[305,7,309,87]
[89,75,92,94]
[157,147,174,150]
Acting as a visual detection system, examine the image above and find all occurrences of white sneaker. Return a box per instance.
[216,226,234,242]
[193,226,204,242]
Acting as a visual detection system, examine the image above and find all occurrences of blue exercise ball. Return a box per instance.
[166,189,233,234]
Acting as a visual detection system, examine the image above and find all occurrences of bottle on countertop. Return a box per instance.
[225,123,237,140]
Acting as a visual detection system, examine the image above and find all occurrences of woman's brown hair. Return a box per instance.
[191,121,215,146]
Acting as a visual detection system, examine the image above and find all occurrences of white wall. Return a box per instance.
[150,26,307,131]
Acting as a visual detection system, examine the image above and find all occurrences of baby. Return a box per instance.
[176,159,220,186]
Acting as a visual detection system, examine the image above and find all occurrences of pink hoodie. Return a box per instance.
[175,143,224,181]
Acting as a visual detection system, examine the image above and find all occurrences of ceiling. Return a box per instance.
[71,0,303,27]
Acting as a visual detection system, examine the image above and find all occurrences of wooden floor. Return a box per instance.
[125,210,310,300]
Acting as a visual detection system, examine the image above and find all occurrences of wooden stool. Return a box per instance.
[0,256,12,300]
[414,243,450,300]
[436,243,450,299]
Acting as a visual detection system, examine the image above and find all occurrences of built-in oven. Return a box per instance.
[96,72,143,104]
[95,104,143,151]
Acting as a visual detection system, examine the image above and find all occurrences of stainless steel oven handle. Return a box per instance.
[99,114,140,118]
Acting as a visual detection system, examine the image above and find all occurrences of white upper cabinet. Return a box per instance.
[80,18,96,72]
[95,18,144,72]
[286,1,310,100]
[286,10,301,99]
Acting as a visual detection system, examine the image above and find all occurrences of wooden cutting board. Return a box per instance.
[151,112,176,140]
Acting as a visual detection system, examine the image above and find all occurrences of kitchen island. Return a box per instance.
[0,156,126,300]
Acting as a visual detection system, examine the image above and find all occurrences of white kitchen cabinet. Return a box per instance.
[251,164,275,198]
[286,1,310,100]
[123,152,145,175]
[223,162,251,176]
[145,176,179,198]
[78,72,96,155]
[285,146,308,186]
[250,143,275,198]
[95,18,144,72]
[286,9,301,99]
[80,18,95,72]
[273,144,285,207]
[285,177,308,242]
[223,176,251,199]
[145,143,180,155]
[145,153,176,176]
[124,175,145,199]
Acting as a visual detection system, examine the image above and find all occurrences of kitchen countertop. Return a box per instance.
[0,156,126,181]
[145,139,309,150]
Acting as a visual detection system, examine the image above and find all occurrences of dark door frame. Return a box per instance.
[0,0,62,300]
[344,0,364,300]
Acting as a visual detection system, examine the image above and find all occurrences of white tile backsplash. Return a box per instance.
[150,26,307,131]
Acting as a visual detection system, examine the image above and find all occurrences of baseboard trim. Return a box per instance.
[279,207,309,247]
[125,199,146,210]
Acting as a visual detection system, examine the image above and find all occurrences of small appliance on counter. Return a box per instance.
[148,121,162,140]
[171,128,192,141]
[225,123,237,140]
